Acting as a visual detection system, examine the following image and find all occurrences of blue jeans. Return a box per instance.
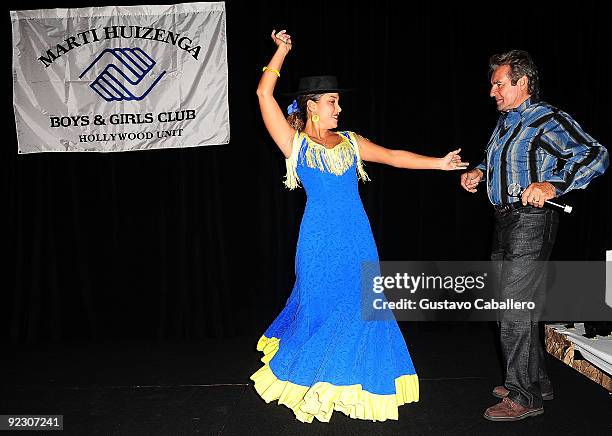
[491,205,559,408]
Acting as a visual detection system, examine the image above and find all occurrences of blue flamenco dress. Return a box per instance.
[250,130,419,423]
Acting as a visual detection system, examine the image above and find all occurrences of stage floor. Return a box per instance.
[3,323,611,435]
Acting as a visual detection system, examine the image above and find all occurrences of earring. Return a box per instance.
[311,114,320,123]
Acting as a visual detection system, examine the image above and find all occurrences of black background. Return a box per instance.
[4,0,611,342]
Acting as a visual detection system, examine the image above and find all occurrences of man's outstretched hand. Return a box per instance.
[460,168,483,193]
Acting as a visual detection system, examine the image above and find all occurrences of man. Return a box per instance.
[460,50,608,421]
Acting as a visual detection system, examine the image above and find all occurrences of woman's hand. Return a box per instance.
[440,148,469,171]
[271,29,292,53]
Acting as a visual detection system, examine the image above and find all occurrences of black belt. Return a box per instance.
[493,202,529,214]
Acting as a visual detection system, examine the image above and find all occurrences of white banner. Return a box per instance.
[11,2,229,153]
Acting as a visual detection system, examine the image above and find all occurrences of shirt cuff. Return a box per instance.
[474,164,486,182]
[546,178,566,196]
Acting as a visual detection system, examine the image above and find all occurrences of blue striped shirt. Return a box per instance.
[476,97,609,206]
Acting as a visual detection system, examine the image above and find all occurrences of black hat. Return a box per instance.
[284,75,351,96]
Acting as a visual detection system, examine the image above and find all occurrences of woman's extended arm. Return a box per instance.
[356,134,468,171]
[256,30,295,158]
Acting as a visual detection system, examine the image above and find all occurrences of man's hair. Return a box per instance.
[489,50,540,97]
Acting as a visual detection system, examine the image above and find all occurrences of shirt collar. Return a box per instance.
[506,95,539,115]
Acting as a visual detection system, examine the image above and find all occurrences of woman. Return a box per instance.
[250,29,468,423]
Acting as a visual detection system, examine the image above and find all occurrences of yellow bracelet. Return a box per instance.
[262,66,280,77]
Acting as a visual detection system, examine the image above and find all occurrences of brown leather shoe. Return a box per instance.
[484,397,544,421]
[492,385,554,400]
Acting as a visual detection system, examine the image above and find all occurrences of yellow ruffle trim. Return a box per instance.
[249,335,419,423]
[284,131,370,190]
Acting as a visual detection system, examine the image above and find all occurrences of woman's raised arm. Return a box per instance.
[256,30,296,158]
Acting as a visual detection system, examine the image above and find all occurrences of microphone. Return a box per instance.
[507,183,573,214]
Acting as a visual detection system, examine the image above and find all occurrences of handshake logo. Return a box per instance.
[79,47,166,102]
